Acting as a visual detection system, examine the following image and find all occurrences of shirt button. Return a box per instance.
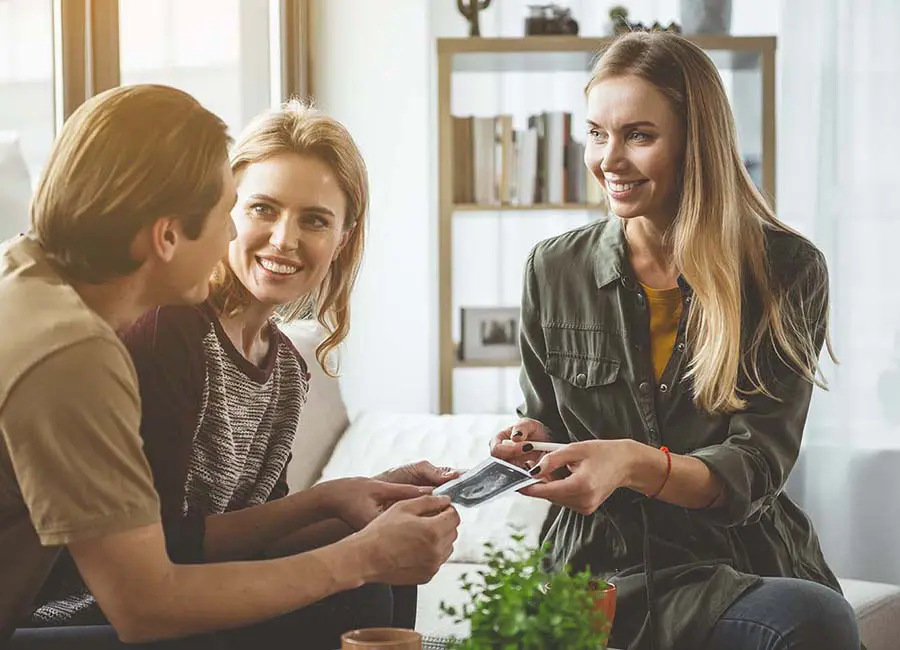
[659,383,669,393]
[575,372,587,387]
[636,294,646,307]
[685,296,693,304]
[676,342,685,352]
[639,381,651,394]
[649,427,657,436]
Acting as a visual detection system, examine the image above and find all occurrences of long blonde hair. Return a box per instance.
[209,99,368,375]
[588,32,834,412]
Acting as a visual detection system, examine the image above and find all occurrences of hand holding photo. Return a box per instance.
[433,457,538,508]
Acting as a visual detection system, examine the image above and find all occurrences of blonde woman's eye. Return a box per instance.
[588,129,606,143]
[250,203,274,217]
[629,131,650,142]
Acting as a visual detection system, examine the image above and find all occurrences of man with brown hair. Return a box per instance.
[0,84,459,648]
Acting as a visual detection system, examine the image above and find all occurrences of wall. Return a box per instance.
[310,0,778,415]
[309,0,437,416]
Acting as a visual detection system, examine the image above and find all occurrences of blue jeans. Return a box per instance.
[704,577,860,650]
[10,583,414,650]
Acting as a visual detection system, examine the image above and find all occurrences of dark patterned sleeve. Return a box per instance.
[268,330,311,502]
[121,305,210,562]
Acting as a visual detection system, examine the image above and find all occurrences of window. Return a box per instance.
[0,0,308,182]
[0,0,56,183]
[119,0,275,136]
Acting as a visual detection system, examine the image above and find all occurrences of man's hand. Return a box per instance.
[353,495,460,585]
[375,460,459,487]
[489,418,553,469]
[318,477,431,531]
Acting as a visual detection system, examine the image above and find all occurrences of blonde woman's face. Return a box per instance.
[228,153,348,308]
[584,75,684,224]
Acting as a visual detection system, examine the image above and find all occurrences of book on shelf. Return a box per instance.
[452,111,606,208]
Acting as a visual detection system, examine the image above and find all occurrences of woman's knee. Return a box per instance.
[333,582,395,631]
[782,579,859,650]
[709,577,859,650]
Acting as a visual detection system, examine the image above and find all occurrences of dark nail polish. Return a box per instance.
[522,443,534,452]
[529,465,542,475]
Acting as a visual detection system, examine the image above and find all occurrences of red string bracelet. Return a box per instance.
[646,446,671,499]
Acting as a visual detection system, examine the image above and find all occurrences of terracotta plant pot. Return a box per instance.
[589,580,617,637]
[341,628,422,650]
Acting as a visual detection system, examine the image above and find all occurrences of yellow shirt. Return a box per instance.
[641,283,683,381]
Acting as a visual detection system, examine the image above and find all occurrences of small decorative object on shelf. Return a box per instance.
[608,5,630,35]
[440,534,615,649]
[459,307,520,363]
[680,0,731,35]
[456,0,492,37]
[524,4,579,36]
[609,5,682,35]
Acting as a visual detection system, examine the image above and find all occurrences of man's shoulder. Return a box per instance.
[0,236,124,398]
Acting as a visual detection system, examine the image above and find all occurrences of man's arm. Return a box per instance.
[71,494,458,643]
[68,522,368,642]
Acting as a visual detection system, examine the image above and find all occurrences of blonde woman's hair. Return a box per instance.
[209,99,368,375]
[588,32,834,412]
[32,84,230,283]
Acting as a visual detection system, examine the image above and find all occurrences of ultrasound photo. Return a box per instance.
[434,457,538,508]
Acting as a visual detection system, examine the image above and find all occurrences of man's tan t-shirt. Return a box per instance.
[0,235,160,642]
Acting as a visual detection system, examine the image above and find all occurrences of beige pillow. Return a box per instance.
[0,133,32,241]
[279,320,350,491]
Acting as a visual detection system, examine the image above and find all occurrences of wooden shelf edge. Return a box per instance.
[454,203,606,212]
[454,358,521,368]
[436,35,776,55]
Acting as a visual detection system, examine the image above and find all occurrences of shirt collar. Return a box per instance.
[594,216,628,288]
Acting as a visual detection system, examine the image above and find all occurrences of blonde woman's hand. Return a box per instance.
[521,439,637,516]
[489,418,553,470]
[374,460,459,488]
[320,477,432,531]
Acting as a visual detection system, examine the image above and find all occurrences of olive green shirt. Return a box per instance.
[519,217,841,650]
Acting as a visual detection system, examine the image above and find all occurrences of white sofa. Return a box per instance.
[282,321,900,650]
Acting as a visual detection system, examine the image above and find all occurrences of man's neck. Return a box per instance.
[72,276,154,332]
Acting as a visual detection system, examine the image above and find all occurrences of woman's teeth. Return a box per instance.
[258,258,299,275]
[608,180,644,192]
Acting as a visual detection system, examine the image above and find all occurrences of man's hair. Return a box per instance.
[31,84,231,283]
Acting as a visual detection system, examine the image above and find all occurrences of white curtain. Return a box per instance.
[778,0,900,585]
[779,0,900,446]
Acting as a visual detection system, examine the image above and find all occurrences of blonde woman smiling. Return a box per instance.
[492,32,859,650]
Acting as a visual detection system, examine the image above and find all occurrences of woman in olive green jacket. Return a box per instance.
[492,31,860,650]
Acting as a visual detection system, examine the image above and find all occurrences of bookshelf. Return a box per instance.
[437,36,777,414]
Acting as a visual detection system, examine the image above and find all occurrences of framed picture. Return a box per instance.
[459,306,521,362]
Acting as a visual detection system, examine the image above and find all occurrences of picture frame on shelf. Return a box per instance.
[460,306,521,362]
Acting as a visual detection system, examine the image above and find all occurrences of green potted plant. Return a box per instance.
[608,5,631,35]
[440,533,615,649]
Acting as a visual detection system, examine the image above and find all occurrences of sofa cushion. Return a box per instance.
[839,578,900,650]
[279,320,350,491]
[318,412,552,563]
[0,132,32,241]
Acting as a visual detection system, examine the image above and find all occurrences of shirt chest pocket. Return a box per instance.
[545,353,620,389]
[545,352,631,438]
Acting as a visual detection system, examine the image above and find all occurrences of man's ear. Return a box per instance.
[147,217,181,263]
